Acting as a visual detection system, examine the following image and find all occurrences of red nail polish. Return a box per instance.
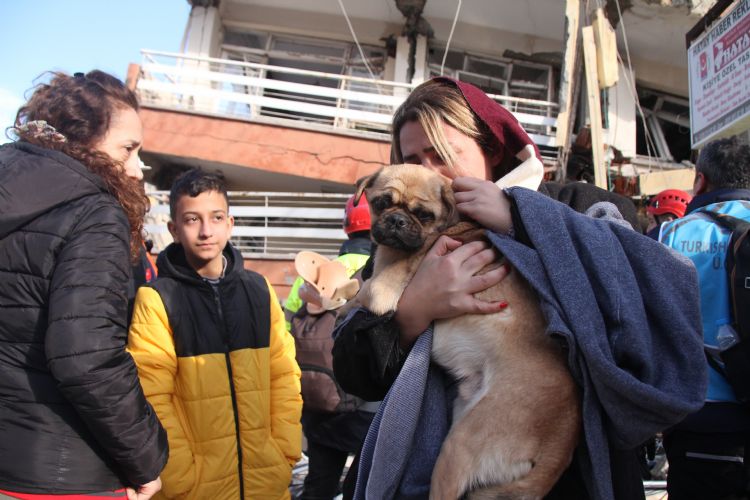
[498,301,509,310]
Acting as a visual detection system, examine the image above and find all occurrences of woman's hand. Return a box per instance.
[452,176,513,234]
[126,477,162,500]
[394,235,509,348]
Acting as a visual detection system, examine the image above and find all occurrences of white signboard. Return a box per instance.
[688,0,750,148]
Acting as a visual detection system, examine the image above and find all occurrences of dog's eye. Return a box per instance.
[371,195,391,212]
[413,209,434,223]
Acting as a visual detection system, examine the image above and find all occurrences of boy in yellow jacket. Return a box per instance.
[128,169,302,499]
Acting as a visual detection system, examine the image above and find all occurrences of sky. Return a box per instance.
[0,0,192,143]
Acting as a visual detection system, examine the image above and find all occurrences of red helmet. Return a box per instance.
[344,194,371,234]
[647,189,692,218]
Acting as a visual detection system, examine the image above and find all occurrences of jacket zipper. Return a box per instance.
[212,286,244,500]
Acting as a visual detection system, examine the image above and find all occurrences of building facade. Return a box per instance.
[131,0,715,298]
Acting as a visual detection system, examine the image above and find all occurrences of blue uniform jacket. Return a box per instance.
[660,188,750,402]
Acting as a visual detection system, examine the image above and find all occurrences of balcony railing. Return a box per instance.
[145,191,350,259]
[136,50,559,158]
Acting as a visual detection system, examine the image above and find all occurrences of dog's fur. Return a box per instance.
[350,164,581,500]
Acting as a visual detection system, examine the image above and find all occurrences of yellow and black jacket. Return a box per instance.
[128,243,302,500]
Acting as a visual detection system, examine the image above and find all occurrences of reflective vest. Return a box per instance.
[284,252,370,331]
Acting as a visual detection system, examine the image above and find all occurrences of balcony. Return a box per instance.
[135,50,560,164]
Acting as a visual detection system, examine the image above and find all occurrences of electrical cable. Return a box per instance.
[612,0,664,169]
[440,0,462,76]
[337,0,379,82]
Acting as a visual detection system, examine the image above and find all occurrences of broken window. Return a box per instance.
[635,87,692,163]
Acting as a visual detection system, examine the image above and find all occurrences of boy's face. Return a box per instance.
[168,190,234,275]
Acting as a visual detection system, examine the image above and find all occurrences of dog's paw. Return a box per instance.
[367,299,396,317]
[365,280,400,316]
[366,292,397,317]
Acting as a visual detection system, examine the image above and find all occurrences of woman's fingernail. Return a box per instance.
[498,301,509,310]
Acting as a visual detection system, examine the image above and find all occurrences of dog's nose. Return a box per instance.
[386,213,409,229]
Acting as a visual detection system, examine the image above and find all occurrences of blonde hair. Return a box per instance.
[391,79,497,174]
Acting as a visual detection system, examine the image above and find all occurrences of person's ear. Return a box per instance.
[168,220,179,243]
[694,171,708,195]
[228,214,235,231]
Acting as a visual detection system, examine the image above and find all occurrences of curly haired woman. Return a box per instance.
[0,71,167,500]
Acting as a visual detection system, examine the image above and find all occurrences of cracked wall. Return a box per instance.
[139,109,391,190]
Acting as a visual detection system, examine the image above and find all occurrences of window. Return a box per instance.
[221,29,386,127]
[428,47,511,96]
[427,44,555,137]
[635,88,691,163]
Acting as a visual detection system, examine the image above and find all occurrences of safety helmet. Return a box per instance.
[344,194,371,234]
[647,189,692,218]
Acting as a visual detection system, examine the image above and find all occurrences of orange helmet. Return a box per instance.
[647,189,692,218]
[344,194,371,234]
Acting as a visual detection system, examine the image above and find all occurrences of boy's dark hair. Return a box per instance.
[697,136,750,190]
[169,168,229,219]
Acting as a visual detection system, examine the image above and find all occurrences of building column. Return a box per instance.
[605,63,637,159]
[411,35,428,84]
[182,5,222,113]
[184,5,222,58]
[394,36,411,84]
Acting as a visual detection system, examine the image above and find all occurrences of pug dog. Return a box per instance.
[351,164,581,500]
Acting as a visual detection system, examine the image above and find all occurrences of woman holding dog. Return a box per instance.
[332,77,706,500]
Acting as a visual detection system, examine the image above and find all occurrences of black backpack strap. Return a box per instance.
[703,210,750,341]
[703,210,750,233]
[705,347,727,376]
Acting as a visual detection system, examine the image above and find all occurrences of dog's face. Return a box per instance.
[355,164,459,252]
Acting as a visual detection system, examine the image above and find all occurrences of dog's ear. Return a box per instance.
[440,182,460,228]
[354,169,381,205]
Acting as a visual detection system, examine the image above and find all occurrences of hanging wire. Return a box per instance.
[612,0,664,169]
[440,0,462,76]
[337,0,379,82]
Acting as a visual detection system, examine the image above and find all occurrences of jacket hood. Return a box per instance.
[339,236,372,257]
[686,187,750,214]
[538,180,640,231]
[0,141,108,239]
[157,242,244,284]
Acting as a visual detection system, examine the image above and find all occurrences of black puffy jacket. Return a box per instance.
[0,142,168,493]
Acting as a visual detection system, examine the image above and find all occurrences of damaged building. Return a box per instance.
[129,0,719,297]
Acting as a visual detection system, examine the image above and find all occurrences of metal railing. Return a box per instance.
[136,50,559,150]
[145,191,350,259]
